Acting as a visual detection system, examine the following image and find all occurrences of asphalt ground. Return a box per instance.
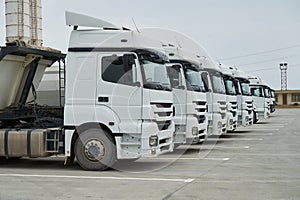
[0,108,299,200]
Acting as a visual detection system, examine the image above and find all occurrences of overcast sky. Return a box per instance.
[1,0,299,89]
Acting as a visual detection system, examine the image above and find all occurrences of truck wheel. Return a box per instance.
[75,128,116,171]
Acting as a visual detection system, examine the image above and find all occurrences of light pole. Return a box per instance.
[279,62,288,90]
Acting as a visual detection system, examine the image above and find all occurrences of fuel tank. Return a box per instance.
[0,129,50,158]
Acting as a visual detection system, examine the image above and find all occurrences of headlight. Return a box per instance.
[192,127,198,136]
[149,135,158,147]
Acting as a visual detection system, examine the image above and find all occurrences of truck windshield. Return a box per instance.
[185,68,206,92]
[210,72,226,94]
[264,87,271,98]
[251,87,263,97]
[142,60,171,91]
[223,76,237,95]
[239,79,251,96]
[271,90,275,98]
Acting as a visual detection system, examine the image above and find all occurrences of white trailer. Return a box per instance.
[0,12,175,170]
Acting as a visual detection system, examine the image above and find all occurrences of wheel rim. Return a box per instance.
[84,139,105,162]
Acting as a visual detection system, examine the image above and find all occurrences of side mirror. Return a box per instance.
[171,64,181,72]
[123,54,136,71]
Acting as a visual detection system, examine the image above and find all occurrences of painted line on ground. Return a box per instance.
[267,121,291,123]
[181,145,250,149]
[254,123,288,125]
[230,153,300,156]
[252,126,285,128]
[201,145,250,149]
[0,173,194,183]
[208,138,263,141]
[252,125,285,127]
[224,133,273,136]
[237,128,279,131]
[146,157,230,161]
[199,179,300,183]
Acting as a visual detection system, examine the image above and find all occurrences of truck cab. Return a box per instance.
[249,76,270,122]
[232,69,253,126]
[167,58,208,145]
[219,65,238,131]
[65,20,176,169]
[201,67,227,135]
[270,89,276,113]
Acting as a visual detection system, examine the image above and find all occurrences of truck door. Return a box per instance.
[251,86,265,113]
[97,53,142,134]
[201,71,213,123]
[167,64,187,124]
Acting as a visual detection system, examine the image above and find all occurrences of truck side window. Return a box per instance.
[251,87,263,97]
[102,55,136,86]
[167,66,183,89]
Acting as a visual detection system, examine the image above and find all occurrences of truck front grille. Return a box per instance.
[194,101,207,123]
[218,101,227,118]
[151,102,173,131]
[156,120,172,131]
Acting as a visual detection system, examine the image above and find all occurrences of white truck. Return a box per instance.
[231,69,254,126]
[219,65,238,131]
[201,66,227,135]
[249,76,270,122]
[0,12,175,170]
[167,57,208,145]
[270,88,276,113]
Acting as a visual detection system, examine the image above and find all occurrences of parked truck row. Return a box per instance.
[0,12,276,170]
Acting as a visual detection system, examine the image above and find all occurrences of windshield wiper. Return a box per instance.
[191,85,201,92]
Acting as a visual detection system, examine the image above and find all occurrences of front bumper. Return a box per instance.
[116,121,175,159]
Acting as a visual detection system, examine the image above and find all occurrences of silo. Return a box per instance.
[5,0,31,44]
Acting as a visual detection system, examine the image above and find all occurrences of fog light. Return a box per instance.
[229,119,233,125]
[149,135,158,147]
[217,121,222,129]
[192,127,198,136]
[151,149,156,155]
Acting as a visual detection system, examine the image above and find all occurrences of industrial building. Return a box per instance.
[275,90,300,107]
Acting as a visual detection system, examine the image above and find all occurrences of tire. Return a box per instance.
[75,128,116,171]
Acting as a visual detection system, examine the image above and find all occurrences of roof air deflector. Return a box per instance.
[65,11,120,29]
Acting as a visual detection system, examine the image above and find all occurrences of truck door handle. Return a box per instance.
[98,96,109,102]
